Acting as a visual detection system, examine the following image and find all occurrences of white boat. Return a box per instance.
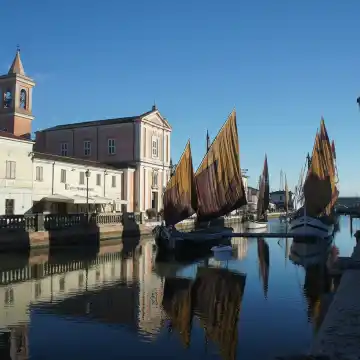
[289,119,338,240]
[289,214,334,239]
[211,244,233,261]
[246,221,268,230]
[211,244,233,253]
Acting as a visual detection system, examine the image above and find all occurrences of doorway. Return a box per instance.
[151,191,158,211]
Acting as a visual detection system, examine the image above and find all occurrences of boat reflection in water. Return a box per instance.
[289,237,338,332]
[162,266,246,360]
[256,238,270,299]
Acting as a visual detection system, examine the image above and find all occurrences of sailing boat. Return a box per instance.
[246,155,269,230]
[289,118,339,239]
[152,140,199,252]
[153,110,247,254]
[279,174,290,223]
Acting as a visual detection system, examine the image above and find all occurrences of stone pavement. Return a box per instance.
[309,239,360,359]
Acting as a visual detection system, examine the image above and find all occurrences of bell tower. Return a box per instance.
[0,48,35,138]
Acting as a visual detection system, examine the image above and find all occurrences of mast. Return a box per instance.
[206,130,210,152]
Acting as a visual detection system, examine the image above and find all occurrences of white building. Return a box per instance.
[0,131,131,215]
[0,131,34,215]
[31,152,130,214]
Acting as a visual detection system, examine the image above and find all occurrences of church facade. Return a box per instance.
[0,49,172,213]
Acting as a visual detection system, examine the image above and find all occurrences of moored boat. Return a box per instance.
[246,155,269,230]
[289,118,339,239]
[153,110,247,255]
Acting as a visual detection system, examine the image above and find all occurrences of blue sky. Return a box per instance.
[2,0,359,195]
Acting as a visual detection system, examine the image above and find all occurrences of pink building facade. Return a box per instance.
[35,107,172,212]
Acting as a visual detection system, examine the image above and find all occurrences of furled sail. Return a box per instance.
[256,155,270,220]
[195,110,247,222]
[163,141,198,226]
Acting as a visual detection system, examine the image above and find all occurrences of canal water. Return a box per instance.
[0,215,357,359]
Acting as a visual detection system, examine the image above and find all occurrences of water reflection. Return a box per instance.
[289,237,338,333]
[0,216,355,359]
[163,267,246,360]
[257,238,270,299]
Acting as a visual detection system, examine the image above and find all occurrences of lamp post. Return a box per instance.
[85,169,90,213]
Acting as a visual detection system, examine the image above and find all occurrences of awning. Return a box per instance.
[39,194,74,203]
[73,195,91,204]
[91,196,112,204]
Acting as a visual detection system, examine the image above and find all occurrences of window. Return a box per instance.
[166,135,169,162]
[5,199,14,215]
[35,282,41,299]
[96,173,101,186]
[4,287,14,305]
[79,272,84,287]
[35,166,43,181]
[108,139,116,155]
[3,90,12,108]
[61,142,68,156]
[20,89,27,109]
[143,128,147,157]
[84,140,91,156]
[112,175,116,188]
[79,172,85,185]
[59,276,65,292]
[5,161,16,179]
[121,173,125,200]
[152,171,158,187]
[60,169,66,183]
[152,136,159,158]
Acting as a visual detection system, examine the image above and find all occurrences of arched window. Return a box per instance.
[3,90,12,108]
[20,89,27,109]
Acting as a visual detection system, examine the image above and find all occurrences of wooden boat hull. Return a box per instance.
[246,221,268,230]
[289,215,334,238]
[153,225,234,255]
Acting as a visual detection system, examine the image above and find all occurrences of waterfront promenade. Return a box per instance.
[306,236,360,359]
[0,212,278,252]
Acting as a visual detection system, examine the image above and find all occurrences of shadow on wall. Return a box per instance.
[0,215,32,254]
[47,214,100,253]
[121,212,140,258]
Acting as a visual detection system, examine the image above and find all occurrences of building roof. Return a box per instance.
[8,49,25,76]
[32,152,135,171]
[39,106,166,132]
[0,130,33,143]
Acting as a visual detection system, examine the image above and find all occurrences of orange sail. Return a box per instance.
[163,141,198,226]
[303,118,338,217]
[195,110,247,222]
